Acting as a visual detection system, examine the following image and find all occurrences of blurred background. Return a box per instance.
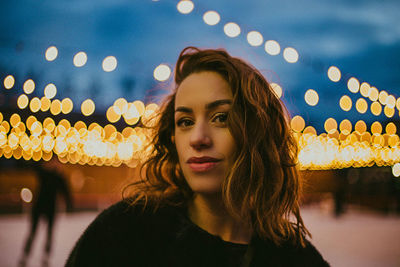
[0,0,400,266]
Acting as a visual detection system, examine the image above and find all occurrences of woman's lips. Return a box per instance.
[187,157,221,172]
[188,161,219,172]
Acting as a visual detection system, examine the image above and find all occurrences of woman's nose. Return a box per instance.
[189,122,212,150]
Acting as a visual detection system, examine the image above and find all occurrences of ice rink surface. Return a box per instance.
[1,204,399,267]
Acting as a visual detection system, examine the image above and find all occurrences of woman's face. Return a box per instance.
[174,71,236,195]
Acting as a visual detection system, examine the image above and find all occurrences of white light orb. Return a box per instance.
[45,46,58,61]
[224,22,241,38]
[247,31,263,47]
[44,83,57,99]
[203,11,220,26]
[264,40,280,56]
[153,64,171,82]
[73,51,87,67]
[283,47,299,63]
[177,0,194,14]
[102,56,117,72]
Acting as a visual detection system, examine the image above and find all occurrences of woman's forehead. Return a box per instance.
[175,72,232,107]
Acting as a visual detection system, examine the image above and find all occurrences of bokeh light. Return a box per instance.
[17,94,29,109]
[247,31,263,46]
[378,91,388,105]
[386,122,396,135]
[324,118,337,134]
[29,97,41,113]
[270,83,282,98]
[355,98,368,114]
[369,87,379,101]
[224,22,241,38]
[291,116,305,133]
[23,79,35,94]
[392,163,400,177]
[339,95,352,111]
[347,77,360,93]
[73,52,87,67]
[61,98,73,114]
[304,89,319,106]
[21,188,33,203]
[339,119,352,134]
[327,66,341,82]
[40,97,51,112]
[153,64,171,82]
[283,47,299,63]
[177,0,194,14]
[370,101,382,116]
[386,95,396,109]
[384,106,394,118]
[45,46,58,61]
[360,82,371,97]
[4,75,15,89]
[44,83,57,99]
[355,120,367,133]
[264,40,280,55]
[81,99,95,116]
[371,121,382,135]
[102,56,117,72]
[203,11,220,25]
[50,99,62,115]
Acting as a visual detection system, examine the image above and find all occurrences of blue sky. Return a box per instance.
[0,0,399,132]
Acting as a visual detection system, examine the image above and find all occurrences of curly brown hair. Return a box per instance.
[123,46,310,247]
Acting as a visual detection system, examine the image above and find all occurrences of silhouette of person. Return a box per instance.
[19,158,73,267]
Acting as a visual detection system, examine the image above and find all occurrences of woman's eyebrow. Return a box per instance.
[175,99,232,114]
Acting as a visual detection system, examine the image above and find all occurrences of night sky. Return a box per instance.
[1,0,399,132]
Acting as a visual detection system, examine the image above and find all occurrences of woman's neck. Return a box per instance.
[188,193,252,244]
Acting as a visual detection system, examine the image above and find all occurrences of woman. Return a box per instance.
[66,47,329,266]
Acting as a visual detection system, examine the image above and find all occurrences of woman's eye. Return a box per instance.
[176,118,194,128]
[212,113,228,124]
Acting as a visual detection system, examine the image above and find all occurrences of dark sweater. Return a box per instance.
[66,200,330,267]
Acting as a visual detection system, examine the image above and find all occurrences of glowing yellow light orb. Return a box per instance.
[203,11,220,25]
[360,82,371,98]
[392,163,400,177]
[224,22,241,38]
[384,106,394,118]
[102,56,117,72]
[290,115,305,133]
[283,47,299,63]
[327,66,341,82]
[339,119,352,135]
[303,126,317,135]
[17,94,29,109]
[61,98,73,114]
[45,46,58,61]
[79,99,94,117]
[369,87,379,101]
[4,75,15,89]
[23,79,35,94]
[44,83,57,99]
[355,120,367,134]
[106,106,121,123]
[133,100,145,116]
[264,40,280,56]
[371,121,382,135]
[177,0,194,14]
[304,89,319,106]
[40,97,51,112]
[386,95,396,109]
[113,98,128,115]
[347,77,360,93]
[247,31,263,46]
[29,97,41,113]
[50,99,62,115]
[339,95,352,111]
[73,51,87,67]
[378,90,388,105]
[386,122,397,135]
[270,83,282,98]
[370,101,382,116]
[355,98,368,114]
[324,118,337,134]
[153,64,171,82]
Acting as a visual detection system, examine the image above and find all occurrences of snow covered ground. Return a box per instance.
[0,204,399,267]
